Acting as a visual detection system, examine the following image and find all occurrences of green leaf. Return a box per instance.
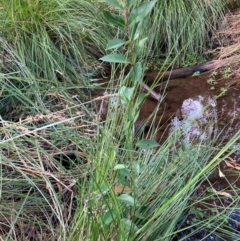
[100,183,109,192]
[118,194,135,206]
[181,140,188,152]
[137,37,148,48]
[117,174,131,186]
[127,0,138,8]
[135,37,148,55]
[127,110,134,122]
[136,93,146,108]
[119,167,130,176]
[119,86,135,103]
[100,54,129,63]
[103,11,125,27]
[122,218,139,231]
[136,139,160,149]
[106,39,126,50]
[131,22,141,41]
[133,109,140,123]
[129,0,157,25]
[103,209,116,225]
[132,162,140,175]
[105,0,123,9]
[114,164,126,170]
[131,62,143,83]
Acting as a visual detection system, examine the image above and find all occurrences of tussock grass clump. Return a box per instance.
[210,8,240,78]
[225,0,240,10]
[143,0,226,63]
[0,120,76,240]
[0,41,95,121]
[0,90,98,240]
[0,0,113,81]
[1,76,239,240]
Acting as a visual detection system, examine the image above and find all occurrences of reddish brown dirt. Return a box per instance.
[93,69,240,147]
[137,70,240,143]
[139,70,240,192]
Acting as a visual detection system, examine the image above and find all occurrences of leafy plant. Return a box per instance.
[223,66,232,78]
[192,71,200,77]
[99,0,158,150]
[70,0,165,239]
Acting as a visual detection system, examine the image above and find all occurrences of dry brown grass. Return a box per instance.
[0,90,101,240]
[211,8,240,76]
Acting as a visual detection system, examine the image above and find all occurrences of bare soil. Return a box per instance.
[138,69,240,144]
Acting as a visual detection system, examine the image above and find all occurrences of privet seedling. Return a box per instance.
[98,0,159,235]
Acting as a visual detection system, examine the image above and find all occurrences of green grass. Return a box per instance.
[0,0,114,82]
[0,66,94,240]
[141,0,226,64]
[0,0,240,240]
[1,73,240,240]
[68,96,240,240]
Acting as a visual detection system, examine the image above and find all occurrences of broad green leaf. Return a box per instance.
[117,174,131,186]
[129,0,157,25]
[114,164,126,170]
[127,0,138,8]
[136,139,160,149]
[136,93,146,108]
[105,0,123,9]
[131,62,143,83]
[119,167,131,176]
[131,21,141,41]
[137,37,148,48]
[135,37,148,55]
[106,39,126,50]
[118,194,135,206]
[103,209,116,225]
[127,110,134,122]
[100,183,108,192]
[103,11,125,27]
[181,140,188,152]
[132,162,140,175]
[122,218,139,231]
[133,109,140,123]
[100,54,129,63]
[119,86,135,103]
